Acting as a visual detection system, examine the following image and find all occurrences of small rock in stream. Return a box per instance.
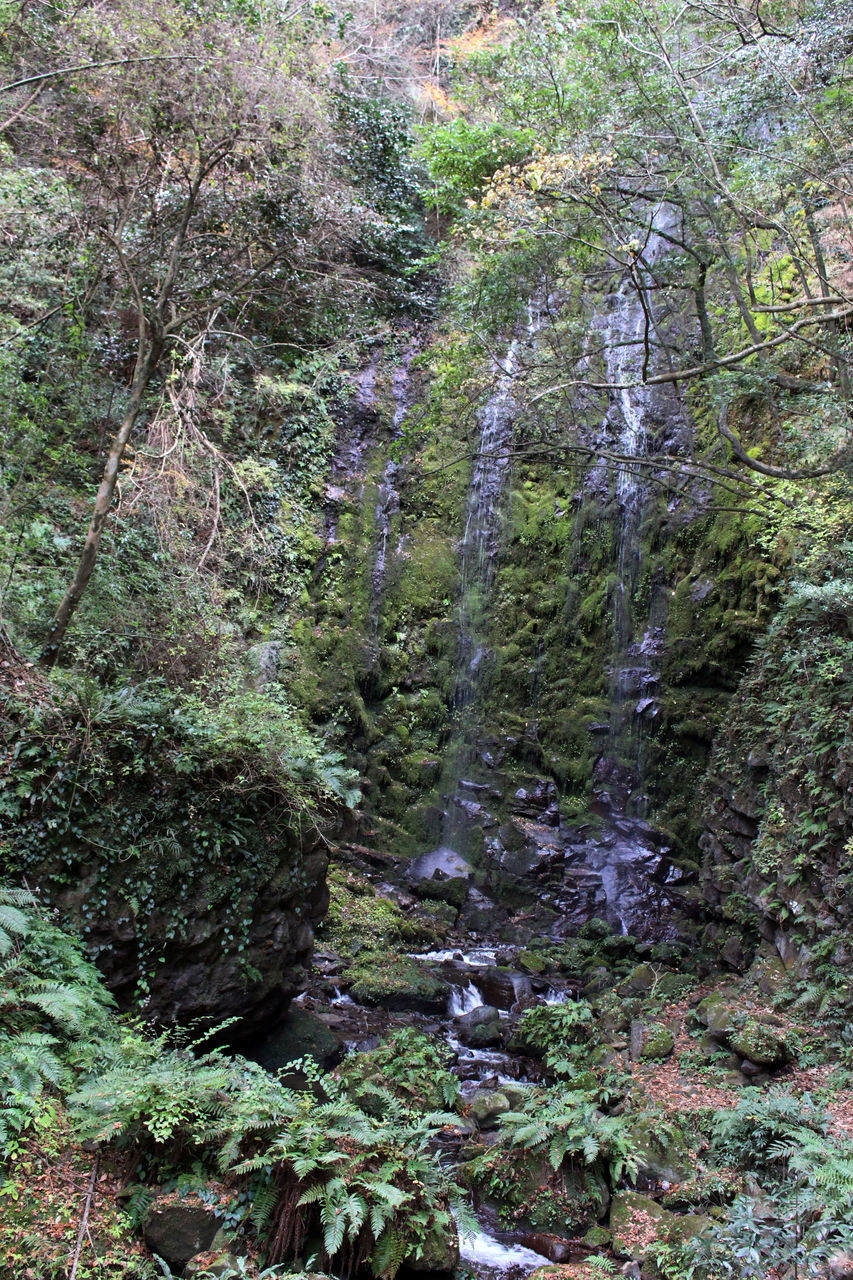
[456,1005,502,1047]
[468,1089,512,1128]
[519,1234,578,1264]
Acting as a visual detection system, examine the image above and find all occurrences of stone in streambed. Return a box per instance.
[518,949,548,975]
[456,1004,502,1047]
[407,847,472,907]
[468,1089,512,1128]
[519,1233,578,1263]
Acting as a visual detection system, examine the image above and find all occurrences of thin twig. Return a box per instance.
[69,1156,99,1280]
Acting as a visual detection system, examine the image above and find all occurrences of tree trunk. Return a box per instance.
[40,344,155,667]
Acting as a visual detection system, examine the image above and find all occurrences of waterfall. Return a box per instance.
[368,338,417,645]
[600,208,679,813]
[449,981,485,1016]
[440,301,546,853]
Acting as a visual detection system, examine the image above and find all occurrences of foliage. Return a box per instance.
[493,1084,638,1184]
[336,1028,459,1113]
[0,886,114,1155]
[514,1000,596,1072]
[231,1062,469,1277]
[680,1088,853,1277]
[418,118,533,216]
[469,1081,638,1231]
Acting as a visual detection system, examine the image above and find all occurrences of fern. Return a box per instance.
[0,885,32,954]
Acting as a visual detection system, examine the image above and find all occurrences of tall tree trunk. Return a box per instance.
[40,343,155,667]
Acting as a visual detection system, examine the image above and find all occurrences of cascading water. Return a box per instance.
[599,207,680,814]
[441,300,546,854]
[369,338,418,644]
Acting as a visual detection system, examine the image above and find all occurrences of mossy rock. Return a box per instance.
[609,1191,672,1260]
[346,952,448,1012]
[468,1089,512,1128]
[725,1015,792,1068]
[630,1020,674,1061]
[620,963,656,995]
[518,949,548,975]
[627,1115,692,1185]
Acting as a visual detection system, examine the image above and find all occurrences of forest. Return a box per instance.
[1,0,853,1277]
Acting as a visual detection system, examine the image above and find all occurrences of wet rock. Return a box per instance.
[519,1233,576,1263]
[407,847,472,908]
[254,1008,342,1071]
[479,967,531,1010]
[143,1201,223,1269]
[468,1089,512,1128]
[457,1005,502,1048]
[518,950,548,975]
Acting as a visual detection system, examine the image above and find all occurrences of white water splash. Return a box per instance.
[459,1229,551,1272]
[449,982,485,1017]
[408,948,497,966]
[544,987,572,1004]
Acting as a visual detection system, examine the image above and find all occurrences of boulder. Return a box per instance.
[468,1089,512,1128]
[692,993,735,1036]
[407,847,472,908]
[627,1116,692,1186]
[347,954,448,1013]
[620,964,656,995]
[254,1008,342,1071]
[456,1005,502,1048]
[143,1201,223,1270]
[609,1191,671,1261]
[630,1020,674,1061]
[725,1016,791,1068]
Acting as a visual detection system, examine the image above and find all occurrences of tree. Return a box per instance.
[422,0,853,488]
[0,0,349,665]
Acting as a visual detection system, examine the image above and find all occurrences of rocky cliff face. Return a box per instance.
[287,280,785,952]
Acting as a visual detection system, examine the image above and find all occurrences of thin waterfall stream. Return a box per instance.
[440,300,546,856]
